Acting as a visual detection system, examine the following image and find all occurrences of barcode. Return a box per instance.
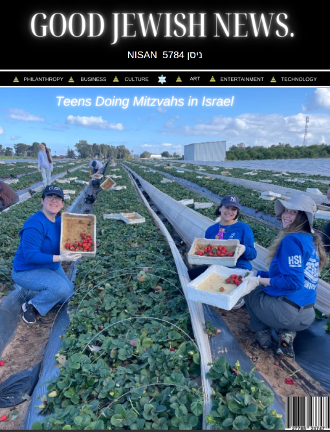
[286,397,330,429]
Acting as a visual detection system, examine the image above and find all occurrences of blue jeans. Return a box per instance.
[41,167,52,186]
[12,265,74,316]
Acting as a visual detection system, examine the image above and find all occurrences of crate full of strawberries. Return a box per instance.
[187,238,240,267]
[60,212,96,257]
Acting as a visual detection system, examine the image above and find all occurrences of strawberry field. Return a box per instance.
[0,162,281,430]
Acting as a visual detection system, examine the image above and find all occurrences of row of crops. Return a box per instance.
[14,163,283,430]
[154,161,329,194]
[0,160,85,192]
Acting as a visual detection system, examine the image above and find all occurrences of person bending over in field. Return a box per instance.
[11,185,81,324]
[244,195,328,358]
[0,180,19,212]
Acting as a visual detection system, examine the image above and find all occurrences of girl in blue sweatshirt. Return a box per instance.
[188,195,257,283]
[244,195,328,357]
[12,185,81,324]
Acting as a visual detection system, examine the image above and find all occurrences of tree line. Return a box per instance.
[226,143,330,160]
[0,141,133,159]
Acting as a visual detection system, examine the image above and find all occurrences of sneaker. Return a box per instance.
[232,298,245,309]
[254,329,273,348]
[276,330,296,358]
[22,302,36,324]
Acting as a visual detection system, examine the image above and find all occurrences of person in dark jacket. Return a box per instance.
[0,180,19,211]
[244,195,328,357]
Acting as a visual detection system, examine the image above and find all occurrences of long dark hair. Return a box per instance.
[268,210,328,271]
[41,142,52,164]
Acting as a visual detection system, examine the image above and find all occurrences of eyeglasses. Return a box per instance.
[45,195,63,202]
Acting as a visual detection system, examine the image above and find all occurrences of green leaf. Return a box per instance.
[31,421,43,430]
[124,410,138,426]
[233,415,250,430]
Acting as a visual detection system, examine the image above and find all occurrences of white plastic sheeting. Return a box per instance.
[126,169,213,430]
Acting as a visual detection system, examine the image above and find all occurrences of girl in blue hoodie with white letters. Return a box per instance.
[244,195,328,357]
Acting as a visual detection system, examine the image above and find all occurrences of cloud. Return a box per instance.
[161,112,330,147]
[165,115,180,129]
[66,115,123,131]
[304,88,330,111]
[161,143,173,146]
[141,144,153,147]
[157,107,167,114]
[0,127,4,135]
[10,135,21,140]
[5,109,44,122]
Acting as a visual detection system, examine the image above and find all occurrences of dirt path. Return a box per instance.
[216,306,329,402]
[0,262,72,430]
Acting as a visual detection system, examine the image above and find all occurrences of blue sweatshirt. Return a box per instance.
[205,221,257,270]
[13,211,61,271]
[257,233,319,306]
[38,150,53,170]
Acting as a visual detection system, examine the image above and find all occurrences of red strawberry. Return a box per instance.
[0,415,7,422]
[219,287,225,292]
[170,347,175,351]
[0,360,4,366]
[99,326,103,330]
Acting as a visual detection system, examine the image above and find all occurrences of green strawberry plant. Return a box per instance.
[206,357,285,430]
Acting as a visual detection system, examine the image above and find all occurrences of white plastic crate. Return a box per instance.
[111,186,127,191]
[186,265,254,310]
[103,212,145,224]
[261,191,281,197]
[315,210,330,220]
[177,199,194,206]
[188,238,240,267]
[194,202,214,209]
[306,188,323,195]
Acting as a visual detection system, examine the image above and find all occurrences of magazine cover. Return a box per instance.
[0,1,329,431]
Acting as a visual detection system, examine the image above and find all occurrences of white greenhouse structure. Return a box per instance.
[184,141,226,161]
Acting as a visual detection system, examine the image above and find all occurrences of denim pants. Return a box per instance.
[244,285,315,332]
[41,167,52,186]
[12,265,74,316]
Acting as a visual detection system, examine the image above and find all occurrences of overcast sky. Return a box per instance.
[0,87,329,156]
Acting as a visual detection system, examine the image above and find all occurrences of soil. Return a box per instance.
[215,306,330,401]
[0,262,72,430]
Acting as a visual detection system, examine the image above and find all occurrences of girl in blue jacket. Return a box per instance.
[188,194,257,283]
[12,185,81,324]
[244,195,328,357]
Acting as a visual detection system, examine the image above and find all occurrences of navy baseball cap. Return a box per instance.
[220,195,240,208]
[92,160,97,167]
[42,185,64,199]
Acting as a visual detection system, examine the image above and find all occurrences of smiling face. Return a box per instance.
[41,194,64,217]
[40,143,46,151]
[220,205,238,224]
[281,208,298,228]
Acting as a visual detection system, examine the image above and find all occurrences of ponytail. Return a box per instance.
[41,142,52,164]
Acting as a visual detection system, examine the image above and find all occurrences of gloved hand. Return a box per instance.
[60,251,82,262]
[244,276,261,295]
[237,244,246,258]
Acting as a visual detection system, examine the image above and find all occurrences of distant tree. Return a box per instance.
[173,152,181,158]
[14,143,30,156]
[28,142,40,157]
[140,151,151,158]
[67,148,76,158]
[5,147,13,156]
[161,151,172,157]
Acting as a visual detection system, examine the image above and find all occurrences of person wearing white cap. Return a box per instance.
[244,194,328,357]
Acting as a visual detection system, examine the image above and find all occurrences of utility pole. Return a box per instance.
[303,116,309,146]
